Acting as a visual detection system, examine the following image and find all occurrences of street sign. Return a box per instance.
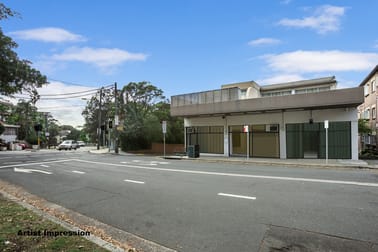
[45,132,50,137]
[324,120,329,129]
[162,121,167,134]
[243,125,249,133]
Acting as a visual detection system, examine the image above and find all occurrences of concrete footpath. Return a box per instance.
[89,147,378,170]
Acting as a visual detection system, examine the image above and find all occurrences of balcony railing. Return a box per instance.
[171,87,240,107]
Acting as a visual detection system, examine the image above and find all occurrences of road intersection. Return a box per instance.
[1,150,378,251]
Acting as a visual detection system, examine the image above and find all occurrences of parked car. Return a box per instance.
[57,140,78,150]
[13,140,31,150]
[77,141,85,147]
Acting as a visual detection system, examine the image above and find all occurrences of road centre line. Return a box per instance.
[218,193,256,200]
[70,159,378,188]
[0,159,73,169]
[124,179,145,184]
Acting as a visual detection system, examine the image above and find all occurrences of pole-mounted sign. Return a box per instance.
[162,121,167,157]
[162,121,167,134]
[324,120,329,164]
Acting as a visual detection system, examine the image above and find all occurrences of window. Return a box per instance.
[364,84,370,96]
[372,107,376,119]
[372,80,376,93]
[364,109,370,119]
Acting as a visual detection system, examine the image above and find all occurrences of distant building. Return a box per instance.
[357,65,378,148]
[171,77,363,160]
[0,121,20,143]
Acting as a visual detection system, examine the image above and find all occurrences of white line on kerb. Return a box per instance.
[72,170,85,174]
[124,179,145,184]
[218,193,256,200]
[71,159,378,188]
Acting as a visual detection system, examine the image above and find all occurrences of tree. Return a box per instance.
[0,3,47,103]
[119,82,165,151]
[0,122,4,135]
[152,101,183,144]
[358,119,371,135]
[61,125,81,140]
[82,88,115,143]
[6,100,39,141]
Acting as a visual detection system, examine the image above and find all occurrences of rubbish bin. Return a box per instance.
[188,144,200,158]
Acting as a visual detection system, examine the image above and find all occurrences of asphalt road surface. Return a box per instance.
[1,149,378,251]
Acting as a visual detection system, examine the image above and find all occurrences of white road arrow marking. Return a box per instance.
[72,170,85,174]
[218,193,256,200]
[124,179,145,184]
[14,168,52,174]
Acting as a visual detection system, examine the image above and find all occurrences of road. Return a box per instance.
[1,149,378,251]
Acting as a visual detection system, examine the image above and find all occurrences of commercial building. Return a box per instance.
[171,77,363,160]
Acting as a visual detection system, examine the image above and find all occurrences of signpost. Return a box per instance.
[243,125,249,160]
[162,121,167,157]
[324,120,329,164]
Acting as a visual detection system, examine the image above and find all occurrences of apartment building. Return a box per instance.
[358,65,378,147]
[171,77,363,160]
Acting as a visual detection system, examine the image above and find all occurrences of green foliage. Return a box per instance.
[60,125,81,140]
[82,81,184,151]
[6,101,38,140]
[358,119,371,134]
[0,122,4,135]
[0,3,47,103]
[82,88,115,143]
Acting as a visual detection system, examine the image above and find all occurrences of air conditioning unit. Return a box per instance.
[266,124,279,132]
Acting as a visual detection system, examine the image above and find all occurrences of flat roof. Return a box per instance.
[260,76,336,91]
[171,87,363,117]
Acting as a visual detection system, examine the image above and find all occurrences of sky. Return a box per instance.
[1,0,378,127]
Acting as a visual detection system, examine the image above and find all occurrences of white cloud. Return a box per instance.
[261,50,378,73]
[248,38,282,46]
[277,5,346,34]
[8,27,86,43]
[257,74,304,85]
[35,81,96,127]
[51,47,148,68]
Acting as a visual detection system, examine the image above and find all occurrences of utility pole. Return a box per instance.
[97,87,103,150]
[44,112,49,149]
[114,82,119,154]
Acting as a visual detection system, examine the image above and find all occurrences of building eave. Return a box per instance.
[171,87,363,117]
[359,65,378,86]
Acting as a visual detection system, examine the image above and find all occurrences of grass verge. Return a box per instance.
[0,194,109,252]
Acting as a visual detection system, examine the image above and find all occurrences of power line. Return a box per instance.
[47,78,106,88]
[38,87,103,97]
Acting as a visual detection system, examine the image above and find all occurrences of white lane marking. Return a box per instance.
[218,193,256,200]
[0,159,73,169]
[2,161,21,165]
[40,164,50,168]
[71,159,378,188]
[124,179,145,184]
[14,168,52,174]
[122,161,157,166]
[72,170,85,174]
